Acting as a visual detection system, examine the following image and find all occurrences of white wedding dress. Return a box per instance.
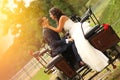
[64,19,109,72]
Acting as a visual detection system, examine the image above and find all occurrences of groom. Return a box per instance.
[40,17,83,67]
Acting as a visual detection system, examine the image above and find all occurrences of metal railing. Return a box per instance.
[9,58,41,80]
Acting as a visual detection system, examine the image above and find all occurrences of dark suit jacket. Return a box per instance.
[42,28,82,67]
[43,28,68,57]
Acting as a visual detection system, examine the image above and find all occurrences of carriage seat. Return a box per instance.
[46,54,63,69]
[44,54,63,73]
[85,24,100,39]
[44,54,77,78]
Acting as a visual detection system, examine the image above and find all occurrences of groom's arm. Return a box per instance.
[44,30,67,47]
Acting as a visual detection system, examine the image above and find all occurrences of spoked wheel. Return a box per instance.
[56,71,68,80]
[56,71,84,80]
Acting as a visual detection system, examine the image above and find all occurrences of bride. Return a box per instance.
[44,7,109,72]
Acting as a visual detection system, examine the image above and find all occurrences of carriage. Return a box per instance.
[31,8,120,80]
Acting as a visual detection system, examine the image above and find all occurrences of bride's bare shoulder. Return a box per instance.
[60,15,69,21]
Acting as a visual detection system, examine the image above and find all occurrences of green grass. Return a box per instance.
[99,0,120,37]
[87,0,111,26]
[31,68,51,80]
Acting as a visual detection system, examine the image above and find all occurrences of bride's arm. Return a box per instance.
[46,16,68,32]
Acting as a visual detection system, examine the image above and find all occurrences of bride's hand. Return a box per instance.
[68,38,74,42]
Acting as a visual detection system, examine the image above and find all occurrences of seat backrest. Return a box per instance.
[85,24,100,39]
[89,26,120,52]
[45,54,76,78]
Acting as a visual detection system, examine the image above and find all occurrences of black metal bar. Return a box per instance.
[76,65,88,73]
[82,68,92,77]
[90,16,97,25]
[91,10,100,25]
[88,72,100,80]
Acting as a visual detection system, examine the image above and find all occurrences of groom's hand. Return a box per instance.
[68,38,74,42]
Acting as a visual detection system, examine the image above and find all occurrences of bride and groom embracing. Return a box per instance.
[40,7,109,72]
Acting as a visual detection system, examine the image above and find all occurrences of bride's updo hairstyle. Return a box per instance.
[49,7,64,22]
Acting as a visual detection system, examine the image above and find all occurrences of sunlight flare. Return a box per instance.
[0,0,33,54]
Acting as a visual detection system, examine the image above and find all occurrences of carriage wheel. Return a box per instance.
[72,73,84,80]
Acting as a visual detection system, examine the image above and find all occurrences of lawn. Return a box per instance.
[99,0,120,37]
[31,68,51,80]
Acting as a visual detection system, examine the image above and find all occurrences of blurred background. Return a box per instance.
[0,0,120,80]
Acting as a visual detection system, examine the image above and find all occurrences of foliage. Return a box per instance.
[66,0,88,15]
[0,1,46,80]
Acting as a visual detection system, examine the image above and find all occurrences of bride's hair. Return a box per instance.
[49,7,64,22]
